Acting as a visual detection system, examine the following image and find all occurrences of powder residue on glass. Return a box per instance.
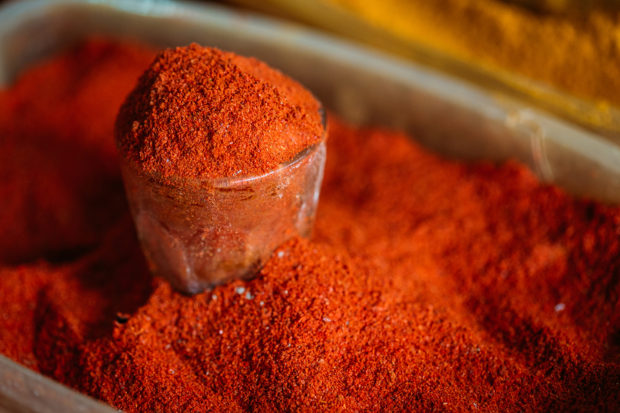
[0,38,618,412]
[115,44,326,292]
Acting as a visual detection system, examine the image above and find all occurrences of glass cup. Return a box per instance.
[119,134,326,295]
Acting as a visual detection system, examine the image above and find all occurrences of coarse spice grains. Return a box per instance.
[0,39,618,412]
[115,43,323,181]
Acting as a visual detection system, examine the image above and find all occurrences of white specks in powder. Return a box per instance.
[235,286,245,295]
[554,303,566,312]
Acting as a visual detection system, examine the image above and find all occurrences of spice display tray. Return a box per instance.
[1,0,619,411]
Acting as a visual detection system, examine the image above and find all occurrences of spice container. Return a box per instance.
[114,44,326,295]
[2,0,620,411]
[120,140,326,294]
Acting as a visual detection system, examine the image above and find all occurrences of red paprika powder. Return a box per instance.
[0,39,155,264]
[115,43,323,180]
[115,44,326,293]
[0,38,618,412]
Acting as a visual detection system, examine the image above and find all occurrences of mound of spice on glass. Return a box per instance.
[0,39,618,412]
[115,44,326,293]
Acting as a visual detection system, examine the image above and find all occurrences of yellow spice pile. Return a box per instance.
[328,0,620,105]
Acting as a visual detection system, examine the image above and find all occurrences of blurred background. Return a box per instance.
[2,0,617,135]
[216,0,620,139]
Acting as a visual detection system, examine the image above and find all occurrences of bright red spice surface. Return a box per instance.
[116,43,323,180]
[0,38,618,412]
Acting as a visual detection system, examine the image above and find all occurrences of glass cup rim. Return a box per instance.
[120,107,327,189]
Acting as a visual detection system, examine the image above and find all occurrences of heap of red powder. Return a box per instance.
[0,39,618,412]
[115,43,323,180]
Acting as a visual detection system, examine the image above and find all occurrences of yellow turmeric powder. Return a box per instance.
[326,0,620,106]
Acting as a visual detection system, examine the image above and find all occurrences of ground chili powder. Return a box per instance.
[116,43,323,180]
[115,44,326,293]
[0,38,618,412]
